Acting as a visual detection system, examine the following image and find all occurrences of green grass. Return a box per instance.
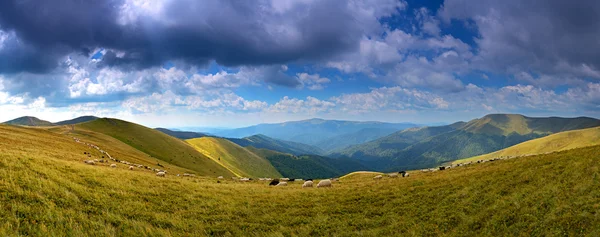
[1,124,600,236]
[454,126,600,164]
[186,137,282,178]
[76,118,233,177]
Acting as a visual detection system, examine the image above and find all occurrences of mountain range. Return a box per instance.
[208,118,418,152]
[331,114,600,171]
[3,113,600,176]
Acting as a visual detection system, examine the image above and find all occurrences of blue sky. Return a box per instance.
[0,0,598,128]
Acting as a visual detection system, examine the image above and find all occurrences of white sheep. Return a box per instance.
[239,178,250,182]
[302,180,314,188]
[129,166,134,170]
[217,176,224,179]
[276,182,288,186]
[110,164,117,168]
[317,179,332,188]
[404,173,410,177]
[156,171,166,177]
[373,175,383,180]
[280,178,290,181]
[84,160,95,165]
[388,173,398,178]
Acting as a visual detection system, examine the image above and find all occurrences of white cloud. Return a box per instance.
[297,73,331,90]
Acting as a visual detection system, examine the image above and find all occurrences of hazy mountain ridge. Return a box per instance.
[210,118,418,146]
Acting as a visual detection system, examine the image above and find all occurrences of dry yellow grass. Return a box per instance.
[1,124,599,236]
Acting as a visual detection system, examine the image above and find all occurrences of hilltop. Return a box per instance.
[1,122,599,235]
[3,116,54,126]
[155,128,207,139]
[76,118,233,176]
[454,126,600,164]
[54,116,99,125]
[186,137,282,178]
[333,114,600,170]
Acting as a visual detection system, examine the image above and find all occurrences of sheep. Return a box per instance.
[404,173,410,177]
[156,171,166,177]
[276,182,288,186]
[217,176,224,179]
[129,166,134,170]
[110,164,117,168]
[295,179,304,182]
[388,173,398,178]
[239,178,250,182]
[83,160,95,165]
[302,180,314,188]
[280,178,290,181]
[317,179,332,188]
[269,179,280,186]
[373,175,383,180]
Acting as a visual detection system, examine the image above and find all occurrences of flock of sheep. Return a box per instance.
[75,136,535,187]
[75,137,169,177]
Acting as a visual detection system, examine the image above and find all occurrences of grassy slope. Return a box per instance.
[186,137,281,178]
[1,124,600,235]
[227,134,324,156]
[454,126,600,164]
[76,118,233,177]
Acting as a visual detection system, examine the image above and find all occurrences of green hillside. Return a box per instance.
[1,123,600,235]
[227,134,324,156]
[3,116,54,126]
[155,128,207,139]
[76,118,233,177]
[454,126,600,164]
[248,147,367,179]
[186,137,281,178]
[316,127,399,152]
[335,114,600,171]
[54,116,99,125]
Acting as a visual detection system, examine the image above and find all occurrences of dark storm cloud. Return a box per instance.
[440,0,600,78]
[0,0,401,76]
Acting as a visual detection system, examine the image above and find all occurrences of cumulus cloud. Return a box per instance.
[439,0,600,79]
[0,0,404,73]
[297,73,331,90]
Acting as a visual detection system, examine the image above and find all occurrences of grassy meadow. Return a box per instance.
[453,126,600,164]
[1,124,599,236]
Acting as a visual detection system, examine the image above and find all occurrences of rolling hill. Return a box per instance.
[211,118,417,146]
[1,121,600,235]
[3,116,54,126]
[453,126,600,164]
[76,118,233,176]
[186,137,282,178]
[155,128,207,139]
[227,134,324,156]
[54,116,99,125]
[334,114,600,171]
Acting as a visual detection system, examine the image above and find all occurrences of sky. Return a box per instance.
[0,0,598,128]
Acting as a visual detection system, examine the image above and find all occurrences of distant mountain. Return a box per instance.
[227,134,324,156]
[317,127,401,152]
[55,116,99,125]
[333,114,600,171]
[453,126,600,164]
[3,116,54,126]
[156,128,207,139]
[211,118,418,146]
[186,137,282,178]
[247,147,367,179]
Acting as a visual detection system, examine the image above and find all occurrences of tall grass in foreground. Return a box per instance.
[0,124,599,236]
